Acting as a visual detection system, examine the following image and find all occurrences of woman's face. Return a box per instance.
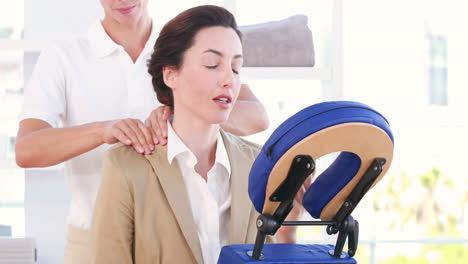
[100,0,149,25]
[169,26,243,125]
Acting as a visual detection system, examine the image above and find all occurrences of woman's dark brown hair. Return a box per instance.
[148,5,242,108]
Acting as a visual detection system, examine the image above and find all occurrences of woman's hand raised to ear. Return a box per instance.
[145,105,173,146]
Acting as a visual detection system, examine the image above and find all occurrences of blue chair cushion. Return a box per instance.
[218,244,357,263]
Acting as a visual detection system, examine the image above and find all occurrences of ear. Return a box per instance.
[162,66,179,90]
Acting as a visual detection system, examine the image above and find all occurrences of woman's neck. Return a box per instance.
[101,14,152,62]
[172,112,220,178]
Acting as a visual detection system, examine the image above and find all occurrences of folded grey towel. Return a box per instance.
[239,15,315,67]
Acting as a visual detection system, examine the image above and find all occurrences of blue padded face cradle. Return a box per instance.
[304,152,361,218]
[248,101,394,218]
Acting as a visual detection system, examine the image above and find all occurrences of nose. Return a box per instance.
[219,66,234,88]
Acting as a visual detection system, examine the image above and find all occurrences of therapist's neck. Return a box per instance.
[102,13,152,62]
[172,112,219,179]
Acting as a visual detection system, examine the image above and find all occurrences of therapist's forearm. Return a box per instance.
[221,84,269,136]
[15,121,106,168]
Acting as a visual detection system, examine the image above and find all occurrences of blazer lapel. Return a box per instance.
[145,146,203,264]
[221,131,254,244]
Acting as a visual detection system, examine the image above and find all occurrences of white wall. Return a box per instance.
[24,0,103,85]
[24,0,102,42]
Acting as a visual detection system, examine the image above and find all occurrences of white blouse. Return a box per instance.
[167,122,231,264]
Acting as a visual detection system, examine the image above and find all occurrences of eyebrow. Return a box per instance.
[203,49,243,59]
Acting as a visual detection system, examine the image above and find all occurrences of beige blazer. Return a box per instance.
[89,131,270,264]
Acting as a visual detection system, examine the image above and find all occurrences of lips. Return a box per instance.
[116,5,135,15]
[213,95,233,109]
[213,95,232,104]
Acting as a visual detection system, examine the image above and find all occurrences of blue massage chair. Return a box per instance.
[218,101,394,263]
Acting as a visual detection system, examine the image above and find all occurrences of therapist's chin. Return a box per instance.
[112,8,142,24]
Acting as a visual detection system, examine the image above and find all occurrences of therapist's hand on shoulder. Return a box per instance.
[145,105,172,146]
[101,106,172,155]
[101,118,156,155]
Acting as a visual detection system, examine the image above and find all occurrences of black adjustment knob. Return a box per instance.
[257,214,280,235]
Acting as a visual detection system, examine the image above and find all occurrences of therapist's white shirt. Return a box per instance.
[167,122,231,264]
[19,21,161,229]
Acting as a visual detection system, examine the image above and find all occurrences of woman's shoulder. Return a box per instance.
[106,143,150,163]
[104,143,154,181]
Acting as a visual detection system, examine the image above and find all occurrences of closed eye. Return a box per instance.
[205,65,239,74]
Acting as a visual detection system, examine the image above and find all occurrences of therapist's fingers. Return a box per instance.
[156,106,172,143]
[123,119,153,155]
[149,114,164,145]
[145,107,162,144]
[101,120,129,145]
[103,119,152,155]
[137,121,155,152]
[147,106,171,146]
[145,119,159,145]
[114,119,147,154]
[113,128,132,146]
[114,120,145,154]
[160,106,172,135]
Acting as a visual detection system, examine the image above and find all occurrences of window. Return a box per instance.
[342,0,468,263]
[426,29,448,106]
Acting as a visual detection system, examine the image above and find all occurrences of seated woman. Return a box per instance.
[88,5,297,264]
